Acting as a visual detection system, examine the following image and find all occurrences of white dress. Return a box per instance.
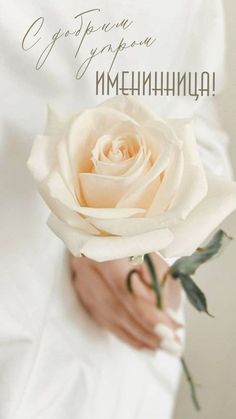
[0,1,231,418]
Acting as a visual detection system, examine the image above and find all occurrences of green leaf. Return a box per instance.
[170,230,232,278]
[178,273,213,316]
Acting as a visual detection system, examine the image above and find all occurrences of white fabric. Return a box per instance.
[0,1,231,418]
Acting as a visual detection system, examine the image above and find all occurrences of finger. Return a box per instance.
[113,301,182,353]
[71,255,92,274]
[73,263,118,315]
[101,257,159,305]
[101,264,162,332]
[106,323,156,350]
[163,276,182,311]
[73,258,182,349]
[91,268,162,349]
[154,323,183,357]
[132,298,183,331]
[138,256,183,318]
[106,272,182,335]
[92,263,157,330]
[89,301,161,351]
[129,272,156,304]
[73,263,161,349]
[113,280,184,351]
[113,303,162,349]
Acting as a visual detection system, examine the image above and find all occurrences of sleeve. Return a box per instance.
[184,0,233,179]
[193,100,233,179]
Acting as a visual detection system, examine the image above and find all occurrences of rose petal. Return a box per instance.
[91,121,147,176]
[80,172,138,208]
[162,172,236,257]
[116,123,177,208]
[50,205,100,234]
[87,212,177,236]
[48,213,94,256]
[76,206,146,219]
[80,152,150,208]
[98,96,159,124]
[93,156,136,176]
[48,213,173,261]
[32,178,100,235]
[147,148,184,216]
[82,229,173,262]
[46,168,146,219]
[68,107,135,176]
[167,121,208,218]
[47,170,80,211]
[57,139,77,198]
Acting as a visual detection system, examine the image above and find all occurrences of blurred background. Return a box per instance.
[175,1,236,418]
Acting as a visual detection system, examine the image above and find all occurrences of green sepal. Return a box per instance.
[170,230,232,278]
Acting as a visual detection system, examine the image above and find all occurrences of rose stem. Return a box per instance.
[181,357,201,411]
[144,254,163,309]
[126,269,141,293]
[144,253,201,411]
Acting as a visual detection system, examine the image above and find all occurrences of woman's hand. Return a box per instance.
[71,254,183,353]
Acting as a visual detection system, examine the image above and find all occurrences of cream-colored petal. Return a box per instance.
[93,156,136,176]
[80,172,138,208]
[167,121,208,218]
[147,148,184,216]
[57,139,77,198]
[48,213,95,257]
[48,204,100,234]
[45,168,145,219]
[116,127,176,208]
[87,211,178,236]
[98,96,159,124]
[76,206,145,219]
[48,213,173,261]
[47,170,80,211]
[82,229,173,262]
[91,122,147,177]
[168,119,199,165]
[80,149,150,208]
[34,179,100,235]
[27,106,78,183]
[148,119,208,219]
[29,139,136,228]
[162,172,236,258]
[68,107,135,176]
[168,165,207,219]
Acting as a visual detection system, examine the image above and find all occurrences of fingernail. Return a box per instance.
[154,323,183,357]
[154,323,175,340]
[165,308,183,327]
[160,339,183,357]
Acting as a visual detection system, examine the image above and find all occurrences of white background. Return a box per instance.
[175,1,236,418]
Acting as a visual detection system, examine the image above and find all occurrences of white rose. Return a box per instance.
[27,96,236,261]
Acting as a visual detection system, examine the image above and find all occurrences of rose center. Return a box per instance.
[107,139,130,162]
